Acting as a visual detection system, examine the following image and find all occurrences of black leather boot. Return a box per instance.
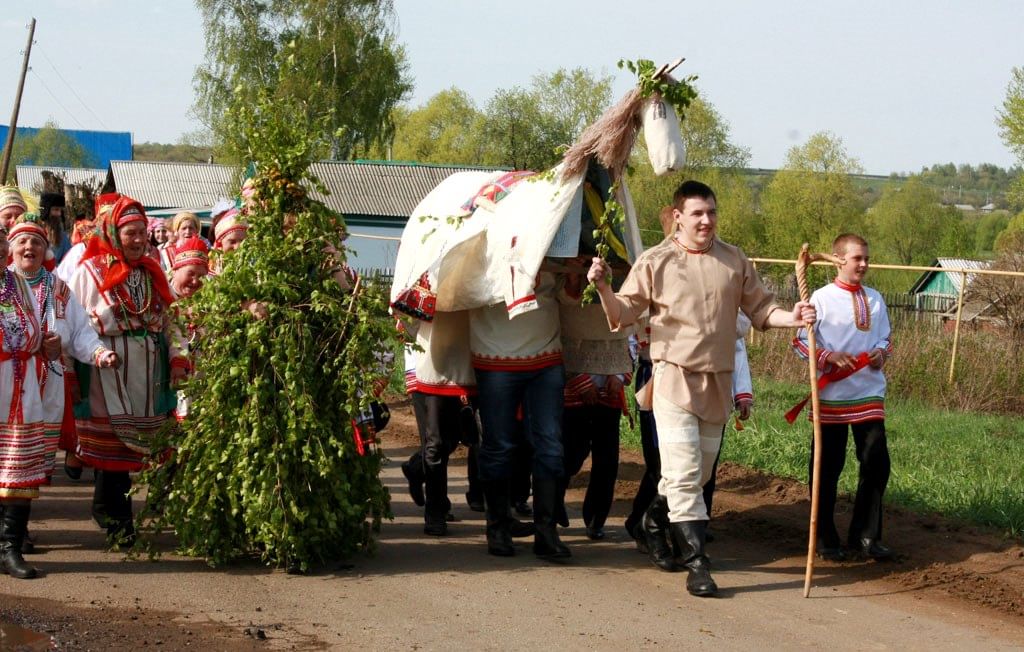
[1,503,39,579]
[669,521,717,597]
[482,480,514,556]
[104,472,136,549]
[92,469,110,529]
[641,495,678,572]
[532,478,570,560]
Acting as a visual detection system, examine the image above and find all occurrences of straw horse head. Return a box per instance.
[391,59,692,320]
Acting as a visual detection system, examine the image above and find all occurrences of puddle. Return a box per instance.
[0,621,54,650]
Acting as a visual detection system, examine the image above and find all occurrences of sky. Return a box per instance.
[1,0,1022,175]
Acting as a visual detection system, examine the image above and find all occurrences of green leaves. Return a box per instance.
[135,90,396,573]
[617,58,699,119]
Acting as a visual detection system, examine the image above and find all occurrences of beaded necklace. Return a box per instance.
[24,267,53,329]
[114,268,154,316]
[0,268,33,387]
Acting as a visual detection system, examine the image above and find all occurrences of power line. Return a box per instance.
[29,69,87,129]
[35,45,108,129]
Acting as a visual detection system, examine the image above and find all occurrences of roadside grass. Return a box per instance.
[672,377,1024,538]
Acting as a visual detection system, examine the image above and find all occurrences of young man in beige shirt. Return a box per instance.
[587,180,815,597]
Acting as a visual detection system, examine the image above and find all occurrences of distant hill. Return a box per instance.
[738,163,1022,211]
[133,142,214,163]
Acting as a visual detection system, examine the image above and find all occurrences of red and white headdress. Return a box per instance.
[171,236,209,271]
[212,208,248,248]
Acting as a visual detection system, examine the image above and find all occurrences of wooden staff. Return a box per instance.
[795,243,839,598]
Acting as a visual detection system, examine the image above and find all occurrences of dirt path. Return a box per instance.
[2,399,1023,650]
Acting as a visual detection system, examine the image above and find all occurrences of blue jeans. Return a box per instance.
[475,365,565,482]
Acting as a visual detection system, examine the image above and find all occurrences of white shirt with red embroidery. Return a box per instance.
[793,280,892,423]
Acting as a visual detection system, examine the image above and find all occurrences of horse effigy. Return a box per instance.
[390,58,695,319]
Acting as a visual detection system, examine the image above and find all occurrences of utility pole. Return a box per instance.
[0,17,37,185]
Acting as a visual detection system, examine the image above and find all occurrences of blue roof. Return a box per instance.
[0,125,132,169]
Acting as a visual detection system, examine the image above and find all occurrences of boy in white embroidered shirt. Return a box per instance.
[793,233,894,562]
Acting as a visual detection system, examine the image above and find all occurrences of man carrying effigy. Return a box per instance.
[587,180,816,597]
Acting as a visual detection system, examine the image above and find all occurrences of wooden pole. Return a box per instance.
[948,270,968,384]
[0,17,36,185]
[796,245,822,597]
[794,245,841,598]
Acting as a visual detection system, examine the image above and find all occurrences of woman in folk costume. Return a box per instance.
[209,207,248,275]
[167,236,210,422]
[0,186,28,230]
[147,216,169,260]
[8,214,119,487]
[0,223,60,579]
[69,194,180,547]
[158,211,201,272]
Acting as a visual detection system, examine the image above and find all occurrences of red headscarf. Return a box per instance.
[81,193,174,306]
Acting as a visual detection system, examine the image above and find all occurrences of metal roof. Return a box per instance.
[308,161,506,218]
[909,258,991,295]
[15,165,107,193]
[108,160,238,209]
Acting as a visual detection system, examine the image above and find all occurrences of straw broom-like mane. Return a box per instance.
[561,59,685,181]
[560,87,646,181]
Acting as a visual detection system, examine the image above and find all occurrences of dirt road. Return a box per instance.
[3,400,1023,650]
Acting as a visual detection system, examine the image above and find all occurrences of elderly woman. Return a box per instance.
[159,211,201,272]
[69,194,180,547]
[8,214,119,484]
[0,223,56,579]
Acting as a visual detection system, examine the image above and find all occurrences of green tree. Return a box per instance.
[760,131,865,259]
[194,0,411,160]
[998,67,1024,208]
[139,82,396,572]
[12,120,94,167]
[867,176,964,265]
[994,210,1024,252]
[480,68,614,170]
[387,88,485,164]
[974,211,1011,254]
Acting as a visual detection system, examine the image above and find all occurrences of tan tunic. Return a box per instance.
[607,237,778,423]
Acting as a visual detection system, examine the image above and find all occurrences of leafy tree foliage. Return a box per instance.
[994,210,1024,252]
[387,88,485,164]
[760,131,865,259]
[998,67,1024,209]
[194,0,411,161]
[867,176,965,265]
[138,72,396,572]
[11,120,94,168]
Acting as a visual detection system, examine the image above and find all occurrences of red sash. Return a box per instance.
[784,352,871,424]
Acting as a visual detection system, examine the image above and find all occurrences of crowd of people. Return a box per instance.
[399,180,895,597]
[0,177,895,598]
[0,184,249,580]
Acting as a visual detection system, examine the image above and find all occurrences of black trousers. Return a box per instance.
[411,393,477,522]
[810,420,890,546]
[563,404,621,530]
[626,360,660,533]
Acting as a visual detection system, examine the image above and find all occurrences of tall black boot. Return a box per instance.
[532,478,570,560]
[669,521,717,597]
[482,479,514,556]
[641,495,678,572]
[21,502,35,554]
[92,469,110,529]
[1,503,39,579]
[104,472,136,549]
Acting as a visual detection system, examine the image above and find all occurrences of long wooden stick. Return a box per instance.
[796,244,839,598]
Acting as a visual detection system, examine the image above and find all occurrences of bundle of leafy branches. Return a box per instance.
[136,88,396,572]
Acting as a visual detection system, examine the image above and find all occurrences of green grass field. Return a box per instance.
[621,377,1024,538]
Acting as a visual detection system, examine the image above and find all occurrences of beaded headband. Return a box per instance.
[171,236,209,271]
